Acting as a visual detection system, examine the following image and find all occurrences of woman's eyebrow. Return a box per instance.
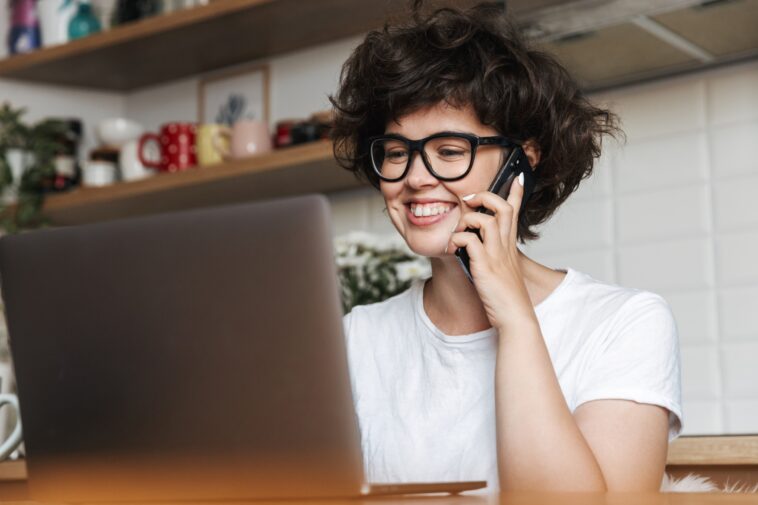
[383,130,476,138]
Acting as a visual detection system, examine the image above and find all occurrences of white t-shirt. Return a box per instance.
[341,267,682,493]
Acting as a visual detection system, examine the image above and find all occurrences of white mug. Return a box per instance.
[119,139,155,182]
[0,394,22,461]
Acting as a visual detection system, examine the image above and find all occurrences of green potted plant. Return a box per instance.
[0,102,67,233]
[334,231,431,313]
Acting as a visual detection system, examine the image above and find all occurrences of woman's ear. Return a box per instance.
[522,139,541,169]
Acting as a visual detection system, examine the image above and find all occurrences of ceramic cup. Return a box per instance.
[196,124,227,166]
[0,394,22,461]
[138,122,197,172]
[82,160,117,187]
[119,139,155,181]
[212,120,272,161]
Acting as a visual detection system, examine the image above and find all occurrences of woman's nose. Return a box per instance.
[405,151,437,189]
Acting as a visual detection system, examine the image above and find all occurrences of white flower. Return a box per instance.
[395,259,432,282]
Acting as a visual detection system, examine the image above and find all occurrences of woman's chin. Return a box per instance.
[405,238,451,258]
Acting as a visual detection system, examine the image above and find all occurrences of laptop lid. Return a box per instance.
[0,195,365,501]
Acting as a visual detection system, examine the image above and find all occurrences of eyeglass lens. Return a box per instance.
[371,136,473,180]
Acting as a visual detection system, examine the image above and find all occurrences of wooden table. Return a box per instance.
[2,436,756,503]
[0,493,756,504]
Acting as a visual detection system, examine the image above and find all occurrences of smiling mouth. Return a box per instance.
[407,202,455,217]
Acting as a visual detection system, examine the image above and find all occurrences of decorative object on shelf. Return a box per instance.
[68,0,102,40]
[162,0,209,12]
[334,231,431,313]
[138,122,197,172]
[89,146,119,163]
[91,0,118,30]
[8,0,41,55]
[196,123,226,166]
[38,0,78,47]
[95,117,144,148]
[274,110,333,148]
[198,63,270,126]
[112,0,161,26]
[215,94,246,126]
[273,119,298,148]
[49,118,83,192]
[82,159,116,186]
[119,139,155,181]
[0,103,68,232]
[212,119,272,161]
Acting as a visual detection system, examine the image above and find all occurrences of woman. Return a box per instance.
[329,1,682,493]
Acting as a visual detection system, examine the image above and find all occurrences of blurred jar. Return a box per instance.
[68,0,102,40]
[82,160,117,187]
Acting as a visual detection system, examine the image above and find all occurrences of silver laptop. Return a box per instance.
[0,194,485,502]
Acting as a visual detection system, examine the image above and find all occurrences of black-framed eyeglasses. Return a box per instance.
[367,131,522,182]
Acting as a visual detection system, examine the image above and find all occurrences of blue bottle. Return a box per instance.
[68,0,101,40]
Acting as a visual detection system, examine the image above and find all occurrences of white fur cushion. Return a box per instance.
[661,473,758,493]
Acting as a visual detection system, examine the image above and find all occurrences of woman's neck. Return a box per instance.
[423,250,565,336]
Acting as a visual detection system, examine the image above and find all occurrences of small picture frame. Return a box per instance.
[198,63,270,125]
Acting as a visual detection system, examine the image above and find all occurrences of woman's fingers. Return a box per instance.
[453,212,501,254]
[448,229,486,264]
[461,188,516,240]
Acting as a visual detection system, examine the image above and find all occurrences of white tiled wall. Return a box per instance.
[332,61,758,436]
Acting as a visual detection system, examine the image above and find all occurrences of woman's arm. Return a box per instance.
[573,399,670,490]
[449,175,672,492]
[495,317,669,491]
[494,317,606,491]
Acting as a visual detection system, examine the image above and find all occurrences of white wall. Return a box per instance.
[2,3,757,435]
[124,34,365,132]
[533,63,758,436]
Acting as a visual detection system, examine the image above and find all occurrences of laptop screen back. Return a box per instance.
[0,195,364,501]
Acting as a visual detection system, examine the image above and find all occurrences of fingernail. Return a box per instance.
[517,172,524,186]
[462,193,475,201]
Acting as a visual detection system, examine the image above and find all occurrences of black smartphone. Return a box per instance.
[454,145,535,282]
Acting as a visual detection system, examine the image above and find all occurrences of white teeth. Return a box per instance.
[410,203,452,217]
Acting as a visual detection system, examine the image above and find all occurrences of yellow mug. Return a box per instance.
[196,124,227,166]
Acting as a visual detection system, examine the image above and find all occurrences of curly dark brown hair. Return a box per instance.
[328,1,621,243]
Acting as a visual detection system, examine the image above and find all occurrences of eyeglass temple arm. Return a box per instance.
[479,137,523,148]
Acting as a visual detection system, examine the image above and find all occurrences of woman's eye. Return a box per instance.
[386,150,408,161]
[438,149,465,158]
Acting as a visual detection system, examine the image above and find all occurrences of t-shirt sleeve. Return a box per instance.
[342,310,353,340]
[573,292,683,441]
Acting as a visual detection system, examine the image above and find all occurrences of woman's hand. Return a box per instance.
[446,173,537,335]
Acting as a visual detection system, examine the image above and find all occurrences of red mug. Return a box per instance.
[138,122,197,172]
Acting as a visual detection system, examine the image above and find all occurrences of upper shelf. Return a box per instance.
[42,139,367,225]
[0,0,439,91]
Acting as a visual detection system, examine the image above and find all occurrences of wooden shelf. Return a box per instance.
[0,0,470,91]
[42,139,367,225]
[667,435,758,466]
